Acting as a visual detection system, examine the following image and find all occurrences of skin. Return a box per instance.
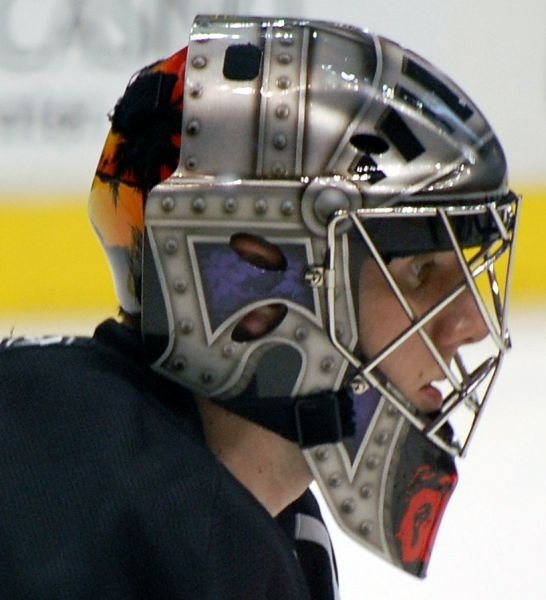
[358,251,489,413]
[196,397,312,516]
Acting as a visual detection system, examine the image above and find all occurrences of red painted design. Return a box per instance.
[395,465,458,568]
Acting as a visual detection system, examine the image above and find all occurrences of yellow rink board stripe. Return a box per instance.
[0,197,117,313]
[0,188,545,313]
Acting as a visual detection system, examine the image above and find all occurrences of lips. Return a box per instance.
[417,383,444,412]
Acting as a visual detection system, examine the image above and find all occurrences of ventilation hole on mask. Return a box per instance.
[378,107,425,162]
[350,134,389,155]
[349,155,386,183]
[394,85,455,134]
[223,44,263,80]
[402,57,474,122]
[230,233,287,271]
[231,303,288,342]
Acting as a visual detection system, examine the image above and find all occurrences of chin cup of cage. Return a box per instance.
[306,387,458,578]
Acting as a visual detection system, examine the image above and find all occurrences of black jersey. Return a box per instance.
[0,320,338,599]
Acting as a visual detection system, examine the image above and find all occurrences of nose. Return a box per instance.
[429,286,489,355]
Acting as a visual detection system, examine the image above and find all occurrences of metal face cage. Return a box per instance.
[323,193,520,457]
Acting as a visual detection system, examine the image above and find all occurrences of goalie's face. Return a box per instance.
[358,251,489,413]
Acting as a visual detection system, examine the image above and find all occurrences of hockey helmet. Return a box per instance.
[89,15,519,577]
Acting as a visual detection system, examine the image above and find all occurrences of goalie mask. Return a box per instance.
[89,15,520,577]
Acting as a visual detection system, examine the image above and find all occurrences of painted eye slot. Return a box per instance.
[230,233,287,271]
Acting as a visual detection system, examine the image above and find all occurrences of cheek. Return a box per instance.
[359,279,409,358]
[358,266,424,395]
[358,288,425,401]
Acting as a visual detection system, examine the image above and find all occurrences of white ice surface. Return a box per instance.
[2,307,545,599]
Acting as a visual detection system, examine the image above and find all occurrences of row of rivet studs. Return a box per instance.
[186,34,297,176]
[184,22,304,176]
[313,402,399,538]
[269,28,296,178]
[169,235,215,379]
[184,52,209,171]
[171,337,330,386]
[159,194,299,218]
[176,324,326,354]
[170,323,331,377]
[157,44,218,385]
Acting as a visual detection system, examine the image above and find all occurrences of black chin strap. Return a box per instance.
[214,385,356,448]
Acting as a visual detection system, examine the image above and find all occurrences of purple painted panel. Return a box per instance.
[194,242,316,331]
